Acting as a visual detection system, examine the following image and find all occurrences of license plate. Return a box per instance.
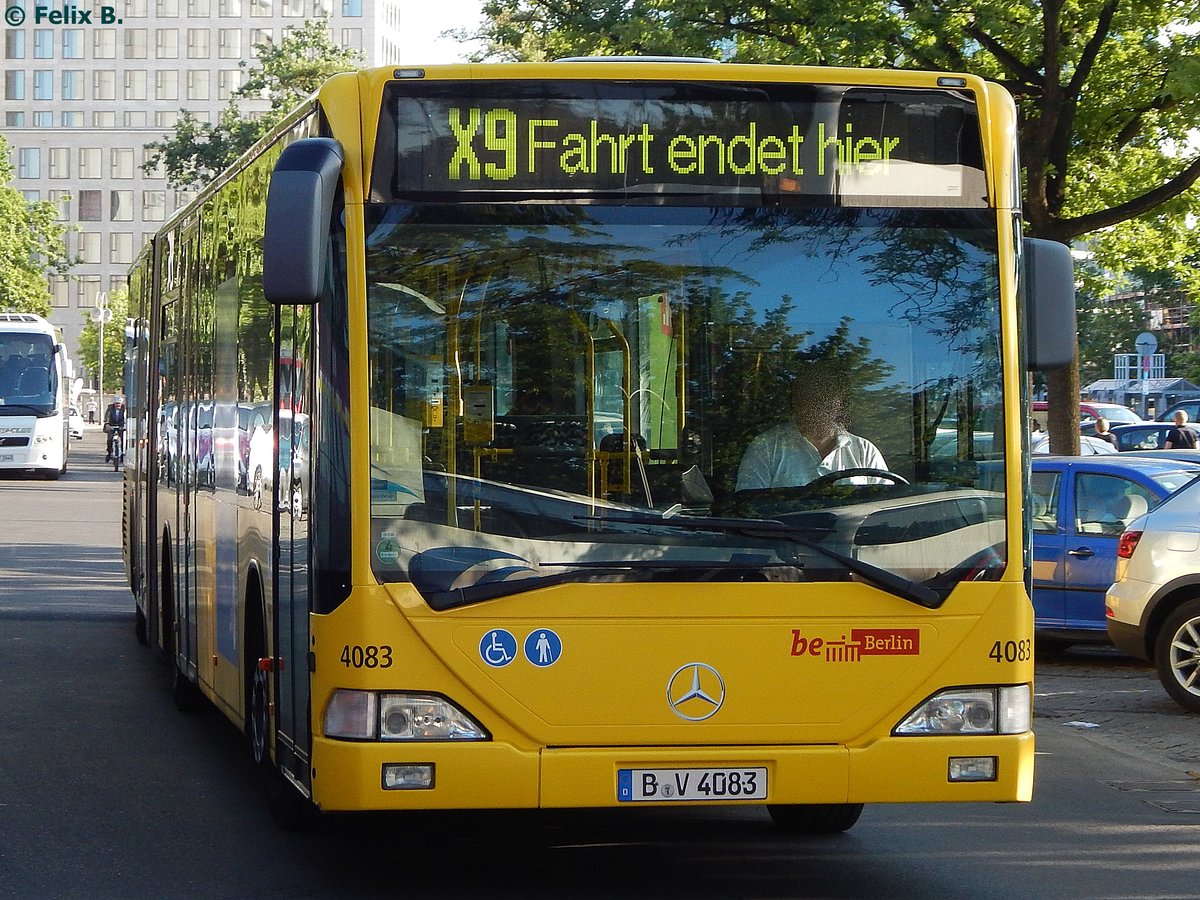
[617,767,767,802]
[0,454,13,463]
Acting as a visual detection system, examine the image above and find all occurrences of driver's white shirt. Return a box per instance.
[735,422,888,491]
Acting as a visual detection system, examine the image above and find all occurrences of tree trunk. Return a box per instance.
[1045,363,1081,455]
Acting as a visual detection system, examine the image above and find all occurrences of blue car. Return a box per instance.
[1110,421,1200,451]
[1031,455,1200,646]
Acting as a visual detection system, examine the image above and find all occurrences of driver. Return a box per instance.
[735,367,888,490]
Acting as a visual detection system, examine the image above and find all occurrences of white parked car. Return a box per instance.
[1030,432,1117,455]
[1106,476,1200,711]
[67,405,85,440]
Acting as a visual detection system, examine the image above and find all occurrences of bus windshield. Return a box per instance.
[0,332,58,416]
[366,202,1005,606]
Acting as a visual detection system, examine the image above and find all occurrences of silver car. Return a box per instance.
[1106,476,1200,711]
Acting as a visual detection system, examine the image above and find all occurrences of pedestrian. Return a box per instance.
[1164,410,1197,450]
[87,398,97,424]
[1093,417,1117,447]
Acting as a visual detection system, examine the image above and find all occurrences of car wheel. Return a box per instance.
[1154,598,1200,713]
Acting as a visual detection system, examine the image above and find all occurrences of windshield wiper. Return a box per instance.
[582,512,944,609]
[416,555,798,611]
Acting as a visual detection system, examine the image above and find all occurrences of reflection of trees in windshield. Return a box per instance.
[365,204,1001,506]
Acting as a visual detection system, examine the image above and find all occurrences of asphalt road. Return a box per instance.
[2,429,1199,899]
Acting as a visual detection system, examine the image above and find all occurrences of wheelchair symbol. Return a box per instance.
[480,629,517,667]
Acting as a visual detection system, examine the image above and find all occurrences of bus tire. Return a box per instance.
[43,468,61,481]
[767,803,864,834]
[134,604,148,645]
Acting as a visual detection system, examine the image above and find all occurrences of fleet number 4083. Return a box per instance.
[988,640,1031,663]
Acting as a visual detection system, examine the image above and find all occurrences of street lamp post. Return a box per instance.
[93,292,112,419]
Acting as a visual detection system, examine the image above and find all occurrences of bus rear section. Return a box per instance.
[0,313,70,479]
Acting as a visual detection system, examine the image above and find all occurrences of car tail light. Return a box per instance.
[1117,530,1142,559]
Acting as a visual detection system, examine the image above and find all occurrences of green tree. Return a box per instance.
[0,135,73,315]
[77,289,129,393]
[144,19,362,189]
[472,1,1200,452]
[1076,297,1150,386]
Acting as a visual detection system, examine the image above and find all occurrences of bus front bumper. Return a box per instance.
[308,732,1034,811]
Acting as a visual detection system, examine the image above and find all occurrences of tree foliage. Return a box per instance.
[472,0,1200,452]
[144,19,362,189]
[0,135,73,316]
[76,289,129,393]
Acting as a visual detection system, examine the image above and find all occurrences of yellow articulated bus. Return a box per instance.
[124,59,1076,830]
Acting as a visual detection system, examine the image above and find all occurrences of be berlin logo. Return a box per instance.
[5,4,124,26]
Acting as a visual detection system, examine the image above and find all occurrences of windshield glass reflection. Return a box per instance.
[365,204,1006,604]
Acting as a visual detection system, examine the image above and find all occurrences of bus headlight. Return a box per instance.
[323,689,489,741]
[893,685,1030,736]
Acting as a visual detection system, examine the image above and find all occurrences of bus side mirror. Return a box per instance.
[263,137,344,306]
[1022,238,1076,371]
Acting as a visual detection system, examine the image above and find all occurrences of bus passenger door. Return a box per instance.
[274,303,312,791]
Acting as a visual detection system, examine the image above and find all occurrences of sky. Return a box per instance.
[399,1,488,64]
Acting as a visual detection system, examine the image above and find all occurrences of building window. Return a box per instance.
[5,112,25,127]
[156,0,179,16]
[33,111,54,127]
[93,111,116,127]
[124,110,147,127]
[49,278,71,309]
[6,29,26,59]
[111,191,134,222]
[61,70,83,100]
[188,0,211,14]
[48,147,70,178]
[217,69,241,99]
[33,70,53,100]
[125,29,147,59]
[79,147,102,179]
[78,190,102,221]
[314,0,331,16]
[154,110,179,128]
[61,111,84,127]
[111,233,135,265]
[126,0,148,16]
[49,190,71,222]
[111,148,135,179]
[33,28,53,58]
[78,232,102,264]
[62,29,84,58]
[341,28,362,50]
[21,190,41,203]
[4,70,24,100]
[76,276,101,309]
[219,0,241,13]
[250,0,272,16]
[282,0,302,15]
[250,28,272,56]
[93,28,117,59]
[93,70,116,100]
[187,28,210,58]
[186,69,210,100]
[142,190,167,221]
[218,28,241,58]
[17,148,41,179]
[124,70,147,100]
[342,0,361,16]
[156,29,179,58]
[156,69,179,100]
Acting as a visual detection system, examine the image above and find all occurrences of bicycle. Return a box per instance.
[110,426,125,471]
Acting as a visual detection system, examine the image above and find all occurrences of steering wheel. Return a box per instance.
[802,467,909,490]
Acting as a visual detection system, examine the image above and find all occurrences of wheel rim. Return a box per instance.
[250,667,270,765]
[1167,618,1200,697]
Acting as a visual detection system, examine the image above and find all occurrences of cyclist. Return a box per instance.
[104,396,126,462]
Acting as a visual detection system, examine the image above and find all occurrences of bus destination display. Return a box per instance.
[375,82,985,206]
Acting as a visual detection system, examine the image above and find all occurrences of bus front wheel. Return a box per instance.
[767,803,864,834]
